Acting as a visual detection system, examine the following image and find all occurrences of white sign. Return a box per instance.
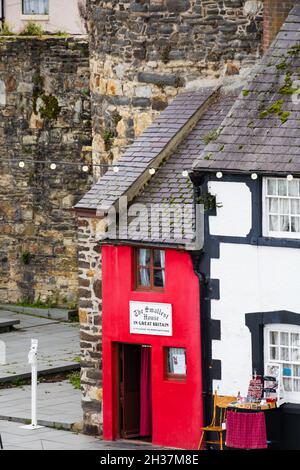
[172,353,186,375]
[130,301,172,336]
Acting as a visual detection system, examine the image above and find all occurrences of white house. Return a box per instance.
[192,3,300,450]
[0,0,86,35]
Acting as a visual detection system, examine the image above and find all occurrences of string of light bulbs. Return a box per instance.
[1,158,297,180]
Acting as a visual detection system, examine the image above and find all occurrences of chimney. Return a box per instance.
[263,0,296,51]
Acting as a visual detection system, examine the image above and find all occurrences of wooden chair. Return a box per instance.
[198,391,236,450]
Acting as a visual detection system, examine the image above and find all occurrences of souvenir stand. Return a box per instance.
[225,365,285,450]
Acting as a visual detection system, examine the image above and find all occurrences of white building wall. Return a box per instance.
[208,181,300,397]
[4,0,86,35]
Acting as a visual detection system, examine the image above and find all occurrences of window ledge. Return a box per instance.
[21,15,49,21]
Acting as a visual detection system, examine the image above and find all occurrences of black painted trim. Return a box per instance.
[210,360,222,381]
[210,320,221,341]
[245,310,300,376]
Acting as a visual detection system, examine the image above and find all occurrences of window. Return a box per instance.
[165,347,187,380]
[23,0,49,15]
[135,248,165,291]
[264,324,300,403]
[263,177,300,238]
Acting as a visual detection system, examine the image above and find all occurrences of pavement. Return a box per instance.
[0,309,80,381]
[0,420,158,450]
[0,380,82,430]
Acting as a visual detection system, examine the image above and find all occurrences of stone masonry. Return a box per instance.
[87,0,264,168]
[78,216,103,435]
[0,37,92,307]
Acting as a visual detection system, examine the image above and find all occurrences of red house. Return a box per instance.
[75,88,235,449]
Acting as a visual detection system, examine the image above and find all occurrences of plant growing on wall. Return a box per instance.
[21,251,33,265]
[20,22,44,37]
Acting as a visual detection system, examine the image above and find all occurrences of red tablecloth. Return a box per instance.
[226,410,267,449]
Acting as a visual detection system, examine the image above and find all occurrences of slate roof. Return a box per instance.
[75,88,214,212]
[193,5,300,175]
[130,89,235,245]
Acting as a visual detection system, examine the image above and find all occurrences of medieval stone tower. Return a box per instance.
[86,0,264,176]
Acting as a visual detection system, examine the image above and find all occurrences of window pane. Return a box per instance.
[291,217,300,233]
[138,248,150,267]
[139,268,150,287]
[167,348,186,376]
[289,180,300,197]
[280,332,289,346]
[278,179,287,196]
[291,200,300,215]
[23,0,49,14]
[270,347,279,360]
[267,179,277,195]
[280,347,289,361]
[294,380,300,392]
[291,333,300,348]
[279,199,289,215]
[270,331,279,345]
[280,216,290,232]
[154,250,165,268]
[284,378,292,391]
[154,269,164,288]
[269,215,279,232]
[291,349,300,362]
[293,365,300,377]
[269,198,279,213]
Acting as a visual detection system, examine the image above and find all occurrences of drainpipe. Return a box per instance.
[0,0,5,27]
[189,172,213,430]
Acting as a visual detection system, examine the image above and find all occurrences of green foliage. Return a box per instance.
[280,111,290,124]
[203,153,212,161]
[0,22,14,36]
[21,251,33,265]
[276,60,287,71]
[279,72,299,96]
[69,371,81,390]
[103,128,114,150]
[242,90,250,97]
[197,193,222,212]
[202,129,219,145]
[20,22,44,37]
[54,30,69,38]
[39,94,61,119]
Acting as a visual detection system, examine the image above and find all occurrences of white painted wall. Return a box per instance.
[208,181,252,237]
[4,0,86,35]
[208,181,300,398]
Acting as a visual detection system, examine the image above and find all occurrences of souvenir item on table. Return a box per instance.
[247,372,263,401]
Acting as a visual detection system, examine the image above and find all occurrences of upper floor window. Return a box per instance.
[263,177,300,239]
[135,248,165,291]
[264,324,300,403]
[23,0,49,15]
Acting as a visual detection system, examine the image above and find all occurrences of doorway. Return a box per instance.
[118,343,152,440]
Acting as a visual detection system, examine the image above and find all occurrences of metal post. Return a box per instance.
[21,339,44,430]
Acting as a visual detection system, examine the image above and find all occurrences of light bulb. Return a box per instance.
[149,168,156,175]
[113,166,119,173]
[251,173,258,180]
[182,170,189,177]
[50,163,57,170]
[216,172,223,179]
[19,161,25,168]
[287,174,293,181]
[82,165,89,172]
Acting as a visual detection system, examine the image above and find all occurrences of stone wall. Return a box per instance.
[78,216,103,435]
[0,37,92,307]
[87,0,264,168]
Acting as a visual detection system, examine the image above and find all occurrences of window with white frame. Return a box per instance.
[23,0,49,15]
[263,177,300,238]
[264,324,300,403]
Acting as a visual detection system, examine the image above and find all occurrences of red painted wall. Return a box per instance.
[102,245,203,449]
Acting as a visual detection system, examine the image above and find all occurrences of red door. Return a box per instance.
[119,344,141,438]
